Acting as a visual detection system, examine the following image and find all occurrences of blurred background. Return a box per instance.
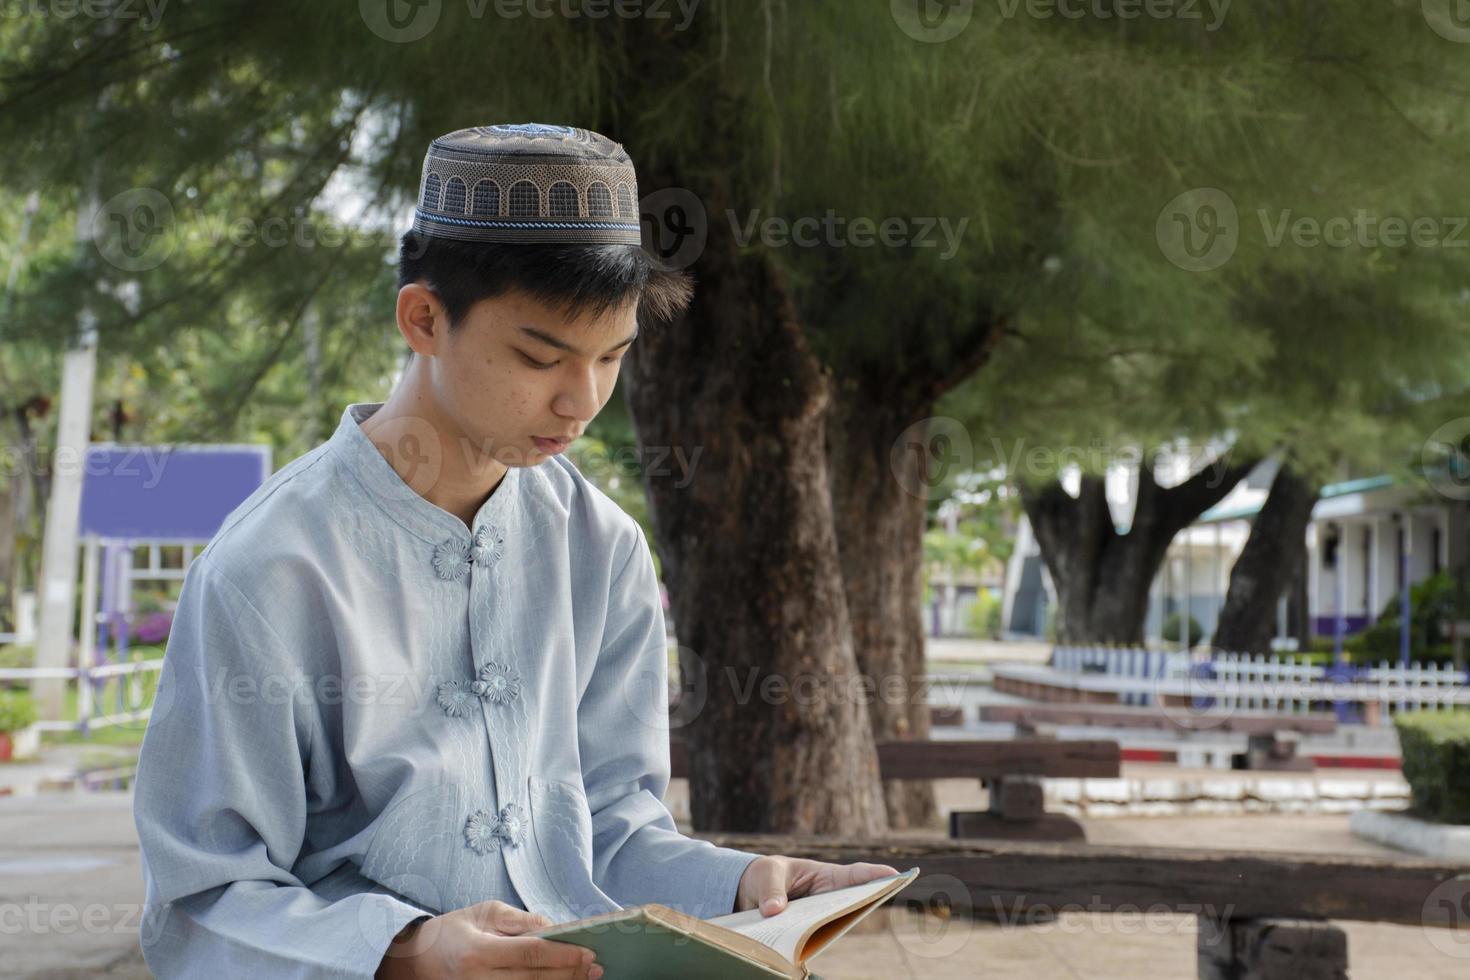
[1,2,1469,977]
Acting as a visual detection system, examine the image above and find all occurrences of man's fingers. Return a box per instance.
[837,862,902,887]
[468,899,553,936]
[493,911,555,936]
[496,964,601,980]
[495,966,601,980]
[754,859,789,917]
[490,936,597,972]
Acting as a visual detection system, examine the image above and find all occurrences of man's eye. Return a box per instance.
[600,354,623,365]
[518,351,556,370]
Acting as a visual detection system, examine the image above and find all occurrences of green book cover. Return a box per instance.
[533,868,920,980]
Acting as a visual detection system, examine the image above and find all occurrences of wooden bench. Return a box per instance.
[696,832,1470,979]
[670,737,1121,842]
[980,702,1338,735]
[928,704,965,727]
[1231,731,1315,772]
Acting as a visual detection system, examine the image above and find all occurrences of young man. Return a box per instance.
[132,124,896,979]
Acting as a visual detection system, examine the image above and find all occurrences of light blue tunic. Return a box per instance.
[132,402,758,978]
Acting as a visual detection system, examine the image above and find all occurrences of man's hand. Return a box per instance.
[376,899,602,979]
[735,856,901,917]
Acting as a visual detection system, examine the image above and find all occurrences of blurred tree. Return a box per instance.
[936,5,1470,645]
[5,0,1470,833]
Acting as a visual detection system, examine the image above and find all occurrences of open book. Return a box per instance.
[533,867,919,979]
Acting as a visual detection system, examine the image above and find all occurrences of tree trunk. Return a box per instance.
[826,383,937,831]
[1213,463,1320,655]
[0,468,15,632]
[622,212,888,837]
[1023,458,1255,644]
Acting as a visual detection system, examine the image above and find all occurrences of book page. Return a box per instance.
[704,869,918,963]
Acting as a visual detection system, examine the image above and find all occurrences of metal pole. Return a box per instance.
[32,333,99,719]
[76,536,100,736]
[1334,560,1345,665]
[1401,513,1413,668]
[30,17,114,721]
[1183,534,1193,649]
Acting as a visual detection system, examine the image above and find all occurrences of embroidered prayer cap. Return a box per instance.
[411,123,642,246]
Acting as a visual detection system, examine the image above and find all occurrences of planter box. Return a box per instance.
[0,724,40,763]
[12,723,39,760]
[1350,808,1470,862]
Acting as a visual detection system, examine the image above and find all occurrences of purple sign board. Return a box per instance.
[79,444,272,540]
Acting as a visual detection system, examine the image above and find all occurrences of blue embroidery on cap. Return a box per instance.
[489,123,575,138]
[415,209,638,232]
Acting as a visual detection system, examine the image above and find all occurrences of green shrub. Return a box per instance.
[1162,612,1203,648]
[0,644,34,671]
[0,689,37,733]
[0,644,34,692]
[1367,571,1464,661]
[1395,711,1470,824]
[965,589,1002,639]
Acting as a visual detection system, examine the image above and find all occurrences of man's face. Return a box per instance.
[430,288,638,469]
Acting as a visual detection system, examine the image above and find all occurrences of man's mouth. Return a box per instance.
[532,435,572,454]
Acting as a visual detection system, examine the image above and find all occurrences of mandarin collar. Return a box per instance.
[327,402,521,547]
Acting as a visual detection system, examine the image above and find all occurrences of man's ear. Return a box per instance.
[395,282,448,357]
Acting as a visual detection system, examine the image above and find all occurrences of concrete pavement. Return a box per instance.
[0,793,149,979]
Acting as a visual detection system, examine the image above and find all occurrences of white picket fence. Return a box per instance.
[0,658,163,733]
[0,538,194,736]
[1051,645,1470,724]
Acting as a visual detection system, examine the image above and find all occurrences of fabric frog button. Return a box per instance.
[464,803,527,853]
[431,523,505,580]
[435,679,479,718]
[437,660,521,718]
[472,660,522,705]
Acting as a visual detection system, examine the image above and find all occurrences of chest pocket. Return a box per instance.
[360,781,462,914]
[527,776,619,921]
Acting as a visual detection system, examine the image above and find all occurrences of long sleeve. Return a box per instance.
[577,527,758,920]
[133,555,431,979]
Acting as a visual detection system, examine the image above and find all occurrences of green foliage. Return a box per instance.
[1395,711,1470,825]
[965,589,1002,640]
[1162,612,1203,649]
[0,644,33,671]
[3,2,1470,640]
[0,689,36,733]
[0,644,34,692]
[1368,571,1463,657]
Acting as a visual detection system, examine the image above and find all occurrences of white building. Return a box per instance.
[1001,456,1463,646]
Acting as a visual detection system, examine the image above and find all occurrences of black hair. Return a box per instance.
[396,232,693,329]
